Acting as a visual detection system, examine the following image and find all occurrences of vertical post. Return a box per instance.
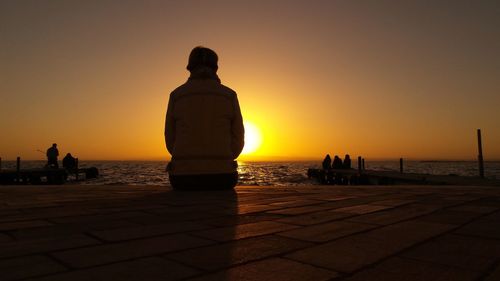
[75,158,79,181]
[16,157,21,183]
[357,156,362,173]
[0,157,2,171]
[400,158,404,173]
[477,129,484,178]
[362,158,365,171]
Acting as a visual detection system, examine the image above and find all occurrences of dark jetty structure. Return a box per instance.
[0,167,98,185]
[0,157,98,185]
[307,167,500,186]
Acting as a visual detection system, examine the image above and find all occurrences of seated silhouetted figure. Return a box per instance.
[164,46,244,190]
[343,154,352,169]
[322,154,332,170]
[332,155,343,169]
[62,153,77,171]
[332,155,343,184]
[46,143,59,168]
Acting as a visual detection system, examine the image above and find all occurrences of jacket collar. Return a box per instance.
[188,66,221,83]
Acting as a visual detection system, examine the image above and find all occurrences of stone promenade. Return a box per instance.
[1,185,500,281]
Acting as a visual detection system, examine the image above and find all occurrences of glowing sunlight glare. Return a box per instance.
[241,121,262,155]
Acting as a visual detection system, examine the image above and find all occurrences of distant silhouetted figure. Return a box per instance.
[332,155,343,169]
[165,46,244,190]
[46,143,59,168]
[62,153,77,171]
[322,154,332,170]
[343,154,351,169]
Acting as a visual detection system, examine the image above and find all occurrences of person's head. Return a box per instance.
[66,153,71,157]
[187,46,218,73]
[52,143,57,148]
[345,154,350,159]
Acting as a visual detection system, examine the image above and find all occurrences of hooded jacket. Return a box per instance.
[165,68,244,175]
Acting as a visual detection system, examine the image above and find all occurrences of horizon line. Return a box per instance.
[2,158,500,162]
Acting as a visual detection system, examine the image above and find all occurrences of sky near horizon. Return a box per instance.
[1,0,499,161]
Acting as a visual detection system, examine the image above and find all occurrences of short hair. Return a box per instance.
[187,46,218,72]
[52,143,57,147]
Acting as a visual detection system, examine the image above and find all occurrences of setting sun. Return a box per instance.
[241,121,263,155]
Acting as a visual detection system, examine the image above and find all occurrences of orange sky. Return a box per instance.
[1,1,499,161]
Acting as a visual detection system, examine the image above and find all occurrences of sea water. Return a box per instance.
[2,160,499,186]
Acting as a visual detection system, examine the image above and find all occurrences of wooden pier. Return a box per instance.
[307,168,500,186]
[0,167,99,185]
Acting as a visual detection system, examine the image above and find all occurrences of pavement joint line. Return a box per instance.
[451,230,500,242]
[81,231,108,243]
[478,259,500,281]
[44,252,73,270]
[395,252,492,274]
[278,256,343,277]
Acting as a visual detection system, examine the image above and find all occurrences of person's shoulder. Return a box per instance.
[218,83,237,97]
[170,83,188,95]
[169,82,190,101]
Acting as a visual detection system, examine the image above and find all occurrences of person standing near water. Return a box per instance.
[165,46,245,190]
[46,143,59,168]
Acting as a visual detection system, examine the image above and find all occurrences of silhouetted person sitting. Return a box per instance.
[62,153,77,171]
[343,154,352,169]
[46,143,59,168]
[332,155,343,169]
[165,46,244,190]
[322,154,332,170]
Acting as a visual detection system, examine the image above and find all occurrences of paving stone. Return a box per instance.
[316,197,384,209]
[0,255,66,281]
[194,220,298,242]
[89,221,210,242]
[416,209,484,225]
[276,211,354,226]
[51,234,213,268]
[287,221,453,272]
[484,263,500,281]
[128,212,219,224]
[269,199,324,208]
[311,195,356,201]
[454,211,500,239]
[448,204,498,214]
[416,198,465,208]
[0,234,101,259]
[471,197,500,207]
[11,220,138,241]
[26,257,198,281]
[332,204,392,214]
[347,203,442,225]
[342,256,480,281]
[371,199,415,206]
[233,204,283,215]
[48,211,156,224]
[203,213,284,227]
[186,258,338,281]
[0,220,53,231]
[278,220,377,242]
[267,204,335,215]
[166,235,312,271]
[143,205,229,215]
[400,234,500,272]
[0,207,94,223]
[0,233,12,242]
